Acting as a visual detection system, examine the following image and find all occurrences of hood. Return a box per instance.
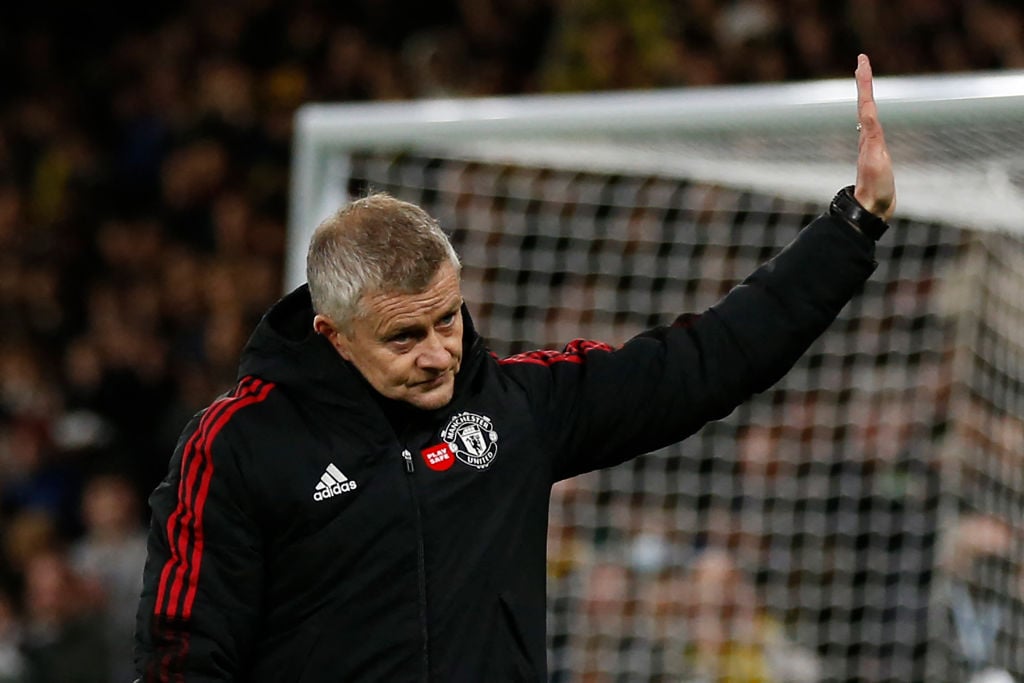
[237,285,485,409]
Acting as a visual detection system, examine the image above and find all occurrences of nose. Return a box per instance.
[417,331,451,371]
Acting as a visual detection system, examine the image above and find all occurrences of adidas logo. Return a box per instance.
[313,463,358,501]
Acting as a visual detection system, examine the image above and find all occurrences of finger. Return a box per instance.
[856,54,878,134]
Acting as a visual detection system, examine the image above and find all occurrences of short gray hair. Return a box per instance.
[306,193,461,331]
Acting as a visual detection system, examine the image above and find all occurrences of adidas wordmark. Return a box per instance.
[313,463,358,501]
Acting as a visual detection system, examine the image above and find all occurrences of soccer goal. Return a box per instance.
[289,70,1024,682]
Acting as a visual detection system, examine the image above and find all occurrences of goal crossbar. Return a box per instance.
[289,69,1024,290]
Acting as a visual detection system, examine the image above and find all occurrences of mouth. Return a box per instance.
[414,372,451,389]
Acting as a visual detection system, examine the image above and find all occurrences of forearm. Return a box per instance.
[550,212,877,477]
[707,212,877,394]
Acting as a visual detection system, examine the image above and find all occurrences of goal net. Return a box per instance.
[290,71,1024,682]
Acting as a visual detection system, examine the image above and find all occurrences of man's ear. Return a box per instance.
[313,314,352,361]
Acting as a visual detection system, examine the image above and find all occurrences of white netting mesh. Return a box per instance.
[340,152,1023,683]
[288,70,1024,294]
[437,96,1024,244]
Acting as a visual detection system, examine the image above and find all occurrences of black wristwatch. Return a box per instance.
[829,185,889,241]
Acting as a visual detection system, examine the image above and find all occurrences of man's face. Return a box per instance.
[316,262,464,410]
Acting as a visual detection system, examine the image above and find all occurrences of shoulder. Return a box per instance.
[179,376,281,466]
[161,377,285,510]
[198,376,278,432]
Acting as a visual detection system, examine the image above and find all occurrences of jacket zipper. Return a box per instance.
[401,448,431,681]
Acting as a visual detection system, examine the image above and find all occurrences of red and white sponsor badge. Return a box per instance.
[421,443,455,471]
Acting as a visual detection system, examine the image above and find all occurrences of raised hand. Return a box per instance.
[854,54,896,222]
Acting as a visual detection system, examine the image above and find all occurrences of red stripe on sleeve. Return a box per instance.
[498,339,614,367]
[181,380,274,618]
[154,377,273,619]
[148,376,274,681]
[154,378,259,617]
[153,380,251,617]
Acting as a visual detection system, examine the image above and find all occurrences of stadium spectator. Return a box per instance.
[19,549,110,683]
[69,473,148,683]
[679,548,821,682]
[941,513,1020,681]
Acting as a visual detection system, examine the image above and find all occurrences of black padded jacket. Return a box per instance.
[135,213,877,682]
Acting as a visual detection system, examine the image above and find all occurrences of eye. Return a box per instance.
[384,328,418,348]
[437,312,457,328]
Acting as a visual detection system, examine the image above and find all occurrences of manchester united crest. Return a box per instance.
[441,412,499,470]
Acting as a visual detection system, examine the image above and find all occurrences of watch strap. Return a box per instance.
[829,185,889,241]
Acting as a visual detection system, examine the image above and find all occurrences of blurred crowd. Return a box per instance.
[1,0,1023,680]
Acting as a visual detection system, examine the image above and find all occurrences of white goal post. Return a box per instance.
[288,69,1024,292]
[288,71,1024,682]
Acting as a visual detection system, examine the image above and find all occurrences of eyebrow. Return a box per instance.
[382,323,422,340]
[381,302,461,340]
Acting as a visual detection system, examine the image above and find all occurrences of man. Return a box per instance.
[135,54,895,682]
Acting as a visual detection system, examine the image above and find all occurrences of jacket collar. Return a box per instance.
[238,284,485,412]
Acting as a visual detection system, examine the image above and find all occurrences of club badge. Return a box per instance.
[440,412,499,470]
